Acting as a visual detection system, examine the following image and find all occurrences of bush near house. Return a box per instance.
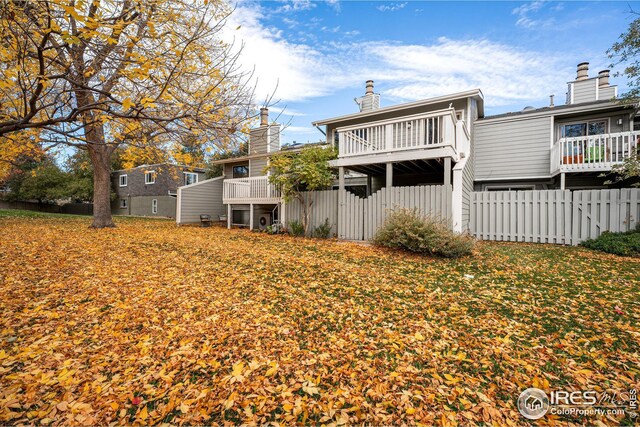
[373,208,475,258]
[311,218,332,239]
[287,220,305,237]
[580,225,640,257]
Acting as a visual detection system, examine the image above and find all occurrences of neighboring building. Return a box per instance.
[474,62,636,191]
[176,107,364,227]
[111,163,206,218]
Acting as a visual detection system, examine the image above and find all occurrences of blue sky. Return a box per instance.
[227,1,640,146]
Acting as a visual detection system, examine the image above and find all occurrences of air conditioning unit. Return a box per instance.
[258,214,271,230]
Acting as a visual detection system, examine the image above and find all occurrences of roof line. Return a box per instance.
[112,162,206,173]
[312,89,484,126]
[210,143,330,165]
[478,100,632,123]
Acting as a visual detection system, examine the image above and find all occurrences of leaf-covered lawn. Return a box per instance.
[0,212,638,426]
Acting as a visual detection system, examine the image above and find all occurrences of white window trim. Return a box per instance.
[120,198,127,209]
[119,174,128,187]
[232,164,249,179]
[151,199,158,214]
[557,118,610,138]
[184,172,198,185]
[145,170,156,184]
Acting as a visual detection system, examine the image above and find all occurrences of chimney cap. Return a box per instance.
[577,61,589,67]
[598,69,610,75]
[365,80,374,95]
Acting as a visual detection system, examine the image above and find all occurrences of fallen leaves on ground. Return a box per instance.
[0,215,638,426]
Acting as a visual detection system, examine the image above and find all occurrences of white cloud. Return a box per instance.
[363,38,571,106]
[376,2,407,12]
[512,0,554,29]
[226,4,580,109]
[273,0,316,13]
[269,106,307,117]
[224,5,353,102]
[512,0,545,16]
[321,25,341,33]
[325,0,341,12]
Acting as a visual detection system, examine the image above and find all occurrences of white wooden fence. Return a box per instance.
[471,189,640,245]
[285,185,452,241]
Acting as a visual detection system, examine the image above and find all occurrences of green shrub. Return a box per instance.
[373,208,475,258]
[580,227,640,257]
[311,218,332,239]
[288,220,305,237]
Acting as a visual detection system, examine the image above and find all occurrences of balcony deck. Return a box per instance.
[223,176,281,204]
[330,108,469,168]
[551,131,638,174]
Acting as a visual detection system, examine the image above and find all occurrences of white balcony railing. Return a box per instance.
[336,109,464,158]
[223,176,281,203]
[551,131,639,174]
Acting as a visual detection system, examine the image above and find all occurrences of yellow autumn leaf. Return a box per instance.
[121,98,134,110]
[265,364,278,377]
[138,405,148,420]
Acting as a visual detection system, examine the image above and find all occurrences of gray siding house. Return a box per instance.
[475,63,636,190]
[111,163,206,218]
[176,61,638,235]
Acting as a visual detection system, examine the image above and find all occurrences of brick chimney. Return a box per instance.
[260,107,269,126]
[598,70,610,87]
[576,62,589,81]
[365,80,374,94]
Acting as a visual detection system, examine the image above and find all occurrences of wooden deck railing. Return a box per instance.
[336,109,462,158]
[223,176,281,202]
[552,131,639,173]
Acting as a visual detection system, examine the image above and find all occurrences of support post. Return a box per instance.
[560,172,566,190]
[227,204,231,229]
[367,175,372,196]
[249,203,254,230]
[280,201,286,229]
[386,162,393,188]
[338,167,345,239]
[444,157,452,187]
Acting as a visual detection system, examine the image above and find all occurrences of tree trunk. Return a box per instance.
[87,140,115,228]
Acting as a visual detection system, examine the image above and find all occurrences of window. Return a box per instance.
[232,165,249,178]
[120,199,127,209]
[184,172,198,186]
[151,199,158,214]
[560,119,608,138]
[145,171,156,184]
[119,174,127,187]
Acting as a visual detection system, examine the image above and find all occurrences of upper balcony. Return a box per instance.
[331,108,469,168]
[223,176,281,204]
[551,131,638,174]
